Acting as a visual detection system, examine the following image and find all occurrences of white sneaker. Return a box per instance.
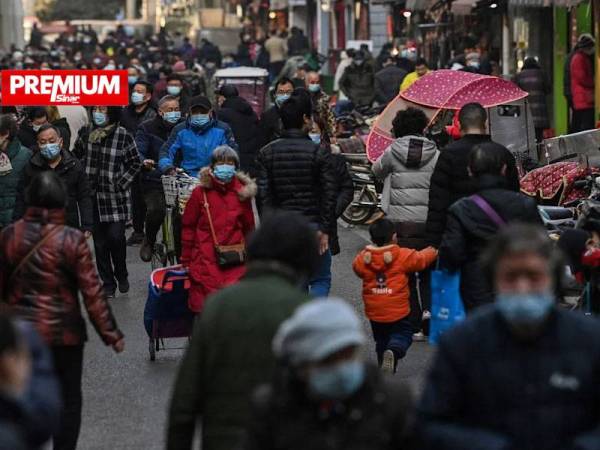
[381,349,395,374]
[413,331,427,342]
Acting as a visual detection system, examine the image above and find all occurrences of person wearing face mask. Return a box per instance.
[242,298,415,450]
[179,146,256,313]
[17,107,50,151]
[158,96,237,176]
[305,72,336,143]
[13,124,93,235]
[258,77,294,147]
[73,106,141,298]
[135,95,183,262]
[216,85,260,177]
[419,223,600,450]
[120,80,157,246]
[438,143,542,312]
[0,114,31,229]
[339,50,376,108]
[167,212,318,450]
[163,74,190,112]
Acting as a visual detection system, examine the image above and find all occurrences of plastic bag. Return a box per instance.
[429,269,466,345]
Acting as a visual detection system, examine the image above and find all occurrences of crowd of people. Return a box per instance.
[0,22,600,450]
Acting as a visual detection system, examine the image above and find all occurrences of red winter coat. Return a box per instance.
[181,168,256,312]
[570,50,595,110]
[0,207,123,347]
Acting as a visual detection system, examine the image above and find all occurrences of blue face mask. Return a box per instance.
[496,292,554,328]
[131,91,145,105]
[213,163,236,183]
[190,114,210,128]
[40,142,61,160]
[167,85,182,96]
[308,84,321,93]
[163,111,181,124]
[275,93,291,107]
[93,111,108,127]
[308,360,365,400]
[309,133,321,145]
[128,75,138,85]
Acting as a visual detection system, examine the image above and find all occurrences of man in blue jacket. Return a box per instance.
[159,95,237,176]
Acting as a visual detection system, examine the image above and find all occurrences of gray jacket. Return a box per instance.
[372,135,439,223]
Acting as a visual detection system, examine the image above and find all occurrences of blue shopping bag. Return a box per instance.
[429,269,466,345]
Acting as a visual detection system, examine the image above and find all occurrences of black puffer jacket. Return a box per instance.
[256,129,337,233]
[438,175,542,310]
[17,118,71,152]
[243,366,414,450]
[426,135,520,246]
[120,103,158,135]
[135,115,181,188]
[217,96,261,176]
[418,306,600,450]
[258,105,283,149]
[14,150,94,231]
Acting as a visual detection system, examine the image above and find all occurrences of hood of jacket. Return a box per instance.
[198,166,257,201]
[361,245,400,272]
[388,135,438,169]
[222,96,255,116]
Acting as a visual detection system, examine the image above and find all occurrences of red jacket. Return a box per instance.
[181,168,256,312]
[570,50,595,110]
[0,208,123,347]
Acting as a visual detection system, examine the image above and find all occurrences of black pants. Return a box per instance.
[93,206,128,292]
[51,346,84,450]
[571,108,595,133]
[143,188,166,245]
[131,175,146,235]
[408,269,431,331]
[370,318,413,366]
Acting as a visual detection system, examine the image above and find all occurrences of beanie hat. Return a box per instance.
[578,33,595,49]
[173,61,187,72]
[273,298,365,366]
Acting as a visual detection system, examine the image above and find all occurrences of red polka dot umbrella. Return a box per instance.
[366,69,528,162]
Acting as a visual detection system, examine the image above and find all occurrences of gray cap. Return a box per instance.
[273,298,365,366]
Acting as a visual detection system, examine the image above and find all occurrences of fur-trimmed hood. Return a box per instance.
[198,166,257,201]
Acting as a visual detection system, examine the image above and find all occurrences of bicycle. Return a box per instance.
[151,173,200,269]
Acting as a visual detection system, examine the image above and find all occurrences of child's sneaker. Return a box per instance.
[381,349,395,374]
[412,331,427,342]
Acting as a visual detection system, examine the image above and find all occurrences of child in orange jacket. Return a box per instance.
[353,219,437,373]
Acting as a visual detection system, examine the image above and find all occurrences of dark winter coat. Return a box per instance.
[425,135,520,246]
[438,175,542,310]
[166,265,308,450]
[119,103,158,135]
[418,306,600,450]
[242,366,414,450]
[180,168,256,313]
[514,68,550,129]
[570,50,595,110]
[339,63,376,107]
[217,96,261,176]
[258,105,283,148]
[135,115,180,189]
[51,117,72,152]
[74,124,141,223]
[17,119,71,153]
[0,395,27,450]
[0,208,123,347]
[256,129,337,234]
[14,150,94,231]
[375,65,408,104]
[0,139,31,228]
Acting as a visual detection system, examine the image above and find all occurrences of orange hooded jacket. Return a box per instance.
[353,245,438,323]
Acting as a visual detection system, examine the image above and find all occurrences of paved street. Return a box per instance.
[78,224,435,450]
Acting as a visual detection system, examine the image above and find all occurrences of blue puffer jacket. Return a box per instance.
[158,117,237,176]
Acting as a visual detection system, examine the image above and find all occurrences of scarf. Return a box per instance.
[88,124,116,144]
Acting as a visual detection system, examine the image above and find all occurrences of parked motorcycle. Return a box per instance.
[341,153,381,225]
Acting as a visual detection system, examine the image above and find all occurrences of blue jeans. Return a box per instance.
[308,249,332,297]
[370,318,413,367]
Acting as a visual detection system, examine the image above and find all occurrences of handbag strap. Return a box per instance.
[202,188,220,247]
[470,194,507,228]
[8,225,64,284]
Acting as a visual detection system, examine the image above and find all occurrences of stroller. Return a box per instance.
[143,265,195,361]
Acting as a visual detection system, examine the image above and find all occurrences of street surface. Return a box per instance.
[78,224,435,450]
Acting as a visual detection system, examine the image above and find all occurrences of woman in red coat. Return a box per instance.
[181,145,257,312]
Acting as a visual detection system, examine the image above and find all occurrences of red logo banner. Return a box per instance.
[0,70,129,106]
